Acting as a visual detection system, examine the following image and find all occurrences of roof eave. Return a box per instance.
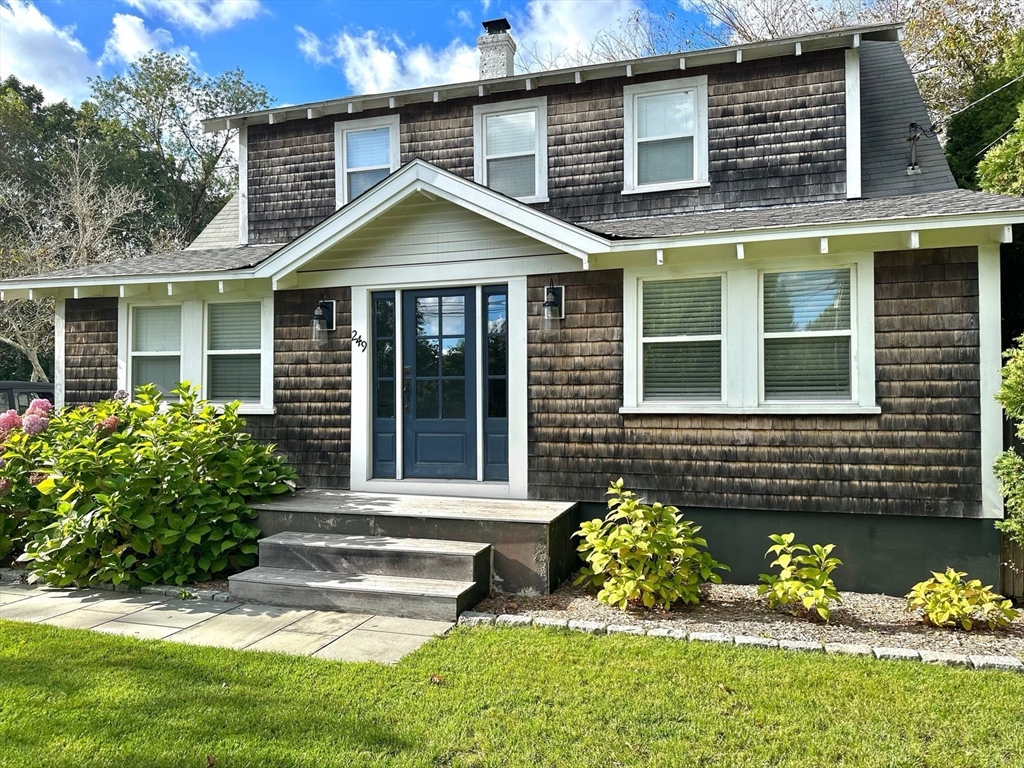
[0,268,263,297]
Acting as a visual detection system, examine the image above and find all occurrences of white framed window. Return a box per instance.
[205,301,263,403]
[129,304,182,397]
[639,276,724,402]
[622,253,877,415]
[334,115,401,207]
[760,268,854,402]
[473,97,548,203]
[623,77,709,194]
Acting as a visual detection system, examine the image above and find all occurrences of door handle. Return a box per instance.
[403,366,412,412]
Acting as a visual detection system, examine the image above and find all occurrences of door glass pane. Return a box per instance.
[376,380,395,418]
[441,338,465,376]
[441,380,465,419]
[416,338,439,376]
[416,297,440,336]
[642,341,721,401]
[638,137,694,185]
[637,90,695,138]
[485,111,536,155]
[487,156,536,198]
[488,378,507,418]
[643,277,720,337]
[441,296,466,335]
[133,306,181,352]
[377,339,395,378]
[416,379,439,418]
[133,356,180,396]
[764,337,851,400]
[488,335,507,376]
[763,269,851,333]
[208,354,261,400]
[208,302,261,350]
[487,294,507,333]
[348,168,390,200]
[375,298,395,337]
[346,127,390,168]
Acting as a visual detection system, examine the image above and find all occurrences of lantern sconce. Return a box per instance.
[541,281,565,338]
[311,294,336,348]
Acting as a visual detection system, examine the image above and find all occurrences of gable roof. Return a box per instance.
[187,193,242,249]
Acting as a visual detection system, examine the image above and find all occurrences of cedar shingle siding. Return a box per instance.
[246,50,846,242]
[526,246,982,518]
[248,287,353,488]
[64,297,119,406]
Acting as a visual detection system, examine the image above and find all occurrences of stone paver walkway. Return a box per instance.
[0,583,451,663]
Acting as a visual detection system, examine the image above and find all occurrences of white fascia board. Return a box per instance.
[258,160,610,281]
[605,211,1024,253]
[0,270,262,295]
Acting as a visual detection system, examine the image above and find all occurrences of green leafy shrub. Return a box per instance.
[757,533,842,621]
[905,568,1018,631]
[573,479,728,610]
[996,334,1024,544]
[0,383,296,587]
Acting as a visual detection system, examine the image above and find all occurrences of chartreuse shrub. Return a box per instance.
[573,479,728,610]
[996,334,1024,544]
[757,533,842,621]
[0,383,296,587]
[905,568,1018,631]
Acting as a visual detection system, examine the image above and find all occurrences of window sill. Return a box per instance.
[511,195,549,205]
[622,180,710,195]
[620,403,882,416]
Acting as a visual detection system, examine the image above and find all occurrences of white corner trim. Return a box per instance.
[349,287,370,488]
[238,125,249,245]
[845,48,862,199]
[54,298,65,408]
[334,114,401,208]
[978,243,1004,520]
[472,96,549,204]
[506,277,528,498]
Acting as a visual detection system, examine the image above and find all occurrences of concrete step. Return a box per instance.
[258,532,491,584]
[228,567,482,622]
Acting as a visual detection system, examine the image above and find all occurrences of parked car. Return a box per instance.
[0,381,54,414]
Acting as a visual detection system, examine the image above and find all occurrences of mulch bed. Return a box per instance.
[477,583,1024,657]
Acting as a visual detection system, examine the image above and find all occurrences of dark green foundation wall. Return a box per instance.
[573,502,1001,597]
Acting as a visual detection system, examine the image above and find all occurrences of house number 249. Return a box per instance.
[351,330,368,352]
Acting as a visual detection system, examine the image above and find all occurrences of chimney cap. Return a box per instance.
[482,18,512,34]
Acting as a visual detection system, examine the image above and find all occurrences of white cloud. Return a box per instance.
[124,0,262,34]
[100,13,177,66]
[456,9,473,28]
[0,0,97,104]
[295,0,645,95]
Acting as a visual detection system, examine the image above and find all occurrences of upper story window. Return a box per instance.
[335,115,401,207]
[473,97,548,203]
[623,77,709,194]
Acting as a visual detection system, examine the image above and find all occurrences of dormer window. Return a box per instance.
[334,115,401,207]
[473,97,548,203]
[623,77,709,194]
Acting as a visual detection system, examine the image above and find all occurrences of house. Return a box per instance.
[3,20,1022,618]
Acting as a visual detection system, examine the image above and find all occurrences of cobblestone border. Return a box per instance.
[0,567,237,603]
[457,611,1024,673]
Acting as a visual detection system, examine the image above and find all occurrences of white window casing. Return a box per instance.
[473,97,549,204]
[623,252,878,415]
[334,115,401,208]
[623,76,709,195]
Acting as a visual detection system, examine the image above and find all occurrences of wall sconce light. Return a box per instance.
[311,294,336,348]
[541,281,564,339]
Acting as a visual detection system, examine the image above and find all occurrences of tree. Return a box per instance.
[90,54,271,244]
[977,103,1024,197]
[996,334,1024,546]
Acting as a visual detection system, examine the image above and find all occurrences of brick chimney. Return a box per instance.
[478,18,516,79]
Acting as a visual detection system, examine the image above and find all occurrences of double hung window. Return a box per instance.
[335,116,400,206]
[206,302,263,401]
[130,305,182,397]
[473,98,548,203]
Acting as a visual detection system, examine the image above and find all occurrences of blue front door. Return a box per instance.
[402,288,477,478]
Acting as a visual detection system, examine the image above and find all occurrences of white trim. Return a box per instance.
[334,115,401,208]
[350,287,370,487]
[475,284,485,482]
[354,479,513,499]
[238,126,249,244]
[472,97,549,204]
[506,277,528,497]
[394,290,404,480]
[979,243,1004,520]
[621,404,881,415]
[845,49,861,199]
[622,76,709,195]
[54,298,65,408]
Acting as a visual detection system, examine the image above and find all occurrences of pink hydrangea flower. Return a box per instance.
[28,472,45,486]
[0,410,21,434]
[22,414,49,435]
[0,478,11,497]
[96,415,121,434]
[25,399,52,417]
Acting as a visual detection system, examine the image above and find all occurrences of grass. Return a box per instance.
[1,620,1024,768]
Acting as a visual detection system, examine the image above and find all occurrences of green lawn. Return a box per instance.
[1,621,1023,768]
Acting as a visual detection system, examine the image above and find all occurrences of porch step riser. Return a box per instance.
[258,541,489,584]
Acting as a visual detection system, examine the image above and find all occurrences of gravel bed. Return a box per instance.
[476,583,1024,657]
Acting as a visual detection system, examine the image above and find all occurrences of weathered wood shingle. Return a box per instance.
[64,298,119,406]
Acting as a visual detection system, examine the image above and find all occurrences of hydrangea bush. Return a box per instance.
[0,383,296,587]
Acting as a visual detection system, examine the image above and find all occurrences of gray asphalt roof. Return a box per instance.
[579,189,1024,239]
[187,193,241,250]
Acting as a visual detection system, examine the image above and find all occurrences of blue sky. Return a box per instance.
[0,0,703,110]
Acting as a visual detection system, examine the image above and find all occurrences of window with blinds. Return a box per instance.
[641,277,723,402]
[206,302,262,401]
[474,98,547,202]
[336,116,398,205]
[130,305,181,396]
[762,268,853,401]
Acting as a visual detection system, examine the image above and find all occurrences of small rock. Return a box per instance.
[458,612,496,626]
[140,586,166,595]
[646,627,687,640]
[919,650,971,668]
[824,643,873,657]
[495,614,533,627]
[113,583,134,593]
[212,592,231,602]
[532,616,569,629]
[163,587,184,597]
[873,647,921,662]
[779,640,823,653]
[688,631,733,644]
[606,624,646,636]
[735,635,778,648]
[193,589,219,601]
[970,655,1024,673]
[567,620,606,635]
